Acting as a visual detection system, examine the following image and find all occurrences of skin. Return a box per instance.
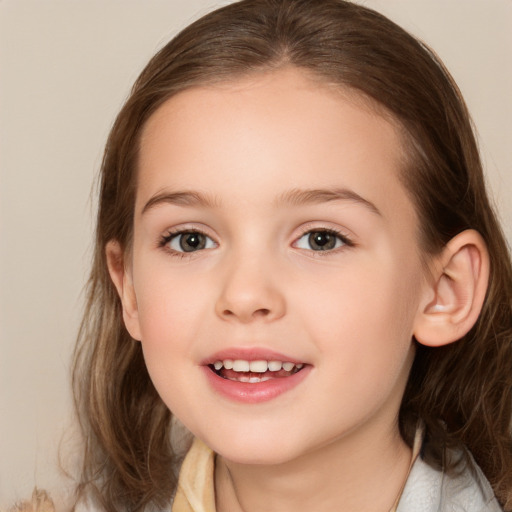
[108,68,478,511]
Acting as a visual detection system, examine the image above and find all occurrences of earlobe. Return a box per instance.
[414,230,489,347]
[105,240,142,341]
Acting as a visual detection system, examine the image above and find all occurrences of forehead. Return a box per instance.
[140,68,401,150]
[136,67,414,223]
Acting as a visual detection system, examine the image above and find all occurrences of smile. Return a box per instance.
[210,359,304,382]
[203,352,310,403]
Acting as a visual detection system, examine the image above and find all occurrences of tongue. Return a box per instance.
[219,368,295,380]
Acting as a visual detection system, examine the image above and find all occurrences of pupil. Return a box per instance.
[309,231,335,251]
[180,233,205,252]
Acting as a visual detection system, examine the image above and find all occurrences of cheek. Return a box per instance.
[296,254,421,370]
[135,259,210,329]
[133,267,207,410]
[304,267,419,424]
[132,260,221,399]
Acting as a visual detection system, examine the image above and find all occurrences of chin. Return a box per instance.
[201,426,305,466]
[219,447,298,466]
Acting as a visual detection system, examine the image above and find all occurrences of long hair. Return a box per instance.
[72,0,512,509]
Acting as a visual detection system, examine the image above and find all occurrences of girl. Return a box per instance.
[68,0,512,510]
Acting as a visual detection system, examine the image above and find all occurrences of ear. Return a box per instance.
[105,240,142,341]
[414,229,489,347]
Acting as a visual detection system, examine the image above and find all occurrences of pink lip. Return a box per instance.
[201,347,311,403]
[202,365,311,403]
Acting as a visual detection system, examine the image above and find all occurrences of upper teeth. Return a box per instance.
[213,359,304,373]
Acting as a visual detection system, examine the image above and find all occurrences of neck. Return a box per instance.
[215,421,412,512]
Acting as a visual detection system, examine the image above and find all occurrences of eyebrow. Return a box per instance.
[276,188,381,215]
[141,187,381,216]
[141,190,219,215]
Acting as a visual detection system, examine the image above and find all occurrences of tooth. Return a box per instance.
[249,360,268,373]
[233,360,250,372]
[268,361,282,372]
[247,375,273,383]
[282,362,295,371]
[223,359,234,370]
[296,363,304,369]
[213,361,223,370]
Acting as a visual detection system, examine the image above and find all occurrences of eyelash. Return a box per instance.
[294,227,354,253]
[159,228,217,259]
[158,226,354,258]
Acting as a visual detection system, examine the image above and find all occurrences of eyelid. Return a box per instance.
[170,232,216,252]
[292,223,355,250]
[158,224,219,254]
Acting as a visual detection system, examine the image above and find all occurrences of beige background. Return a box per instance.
[1,0,511,507]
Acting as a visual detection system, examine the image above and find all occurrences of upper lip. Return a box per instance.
[202,347,307,366]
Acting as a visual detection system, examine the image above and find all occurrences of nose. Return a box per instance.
[214,256,286,323]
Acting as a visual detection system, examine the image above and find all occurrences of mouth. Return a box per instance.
[202,351,311,403]
[208,359,305,383]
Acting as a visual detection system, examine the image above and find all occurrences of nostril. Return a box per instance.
[253,308,271,317]
[221,308,270,318]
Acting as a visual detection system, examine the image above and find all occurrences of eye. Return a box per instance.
[166,231,216,253]
[294,230,348,251]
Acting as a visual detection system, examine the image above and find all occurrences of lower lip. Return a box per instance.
[202,365,311,403]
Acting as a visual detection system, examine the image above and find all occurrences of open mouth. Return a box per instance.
[208,359,305,383]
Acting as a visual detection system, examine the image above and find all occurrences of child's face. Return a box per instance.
[121,68,430,465]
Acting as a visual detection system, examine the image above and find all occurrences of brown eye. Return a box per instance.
[295,230,347,251]
[168,231,215,252]
[308,231,337,250]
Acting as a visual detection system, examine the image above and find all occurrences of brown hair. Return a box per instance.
[72,0,512,510]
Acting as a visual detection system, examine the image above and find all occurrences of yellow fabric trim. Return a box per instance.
[172,438,216,512]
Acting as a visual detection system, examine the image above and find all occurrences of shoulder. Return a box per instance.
[397,445,502,512]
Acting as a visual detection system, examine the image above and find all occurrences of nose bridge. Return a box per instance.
[215,242,286,323]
